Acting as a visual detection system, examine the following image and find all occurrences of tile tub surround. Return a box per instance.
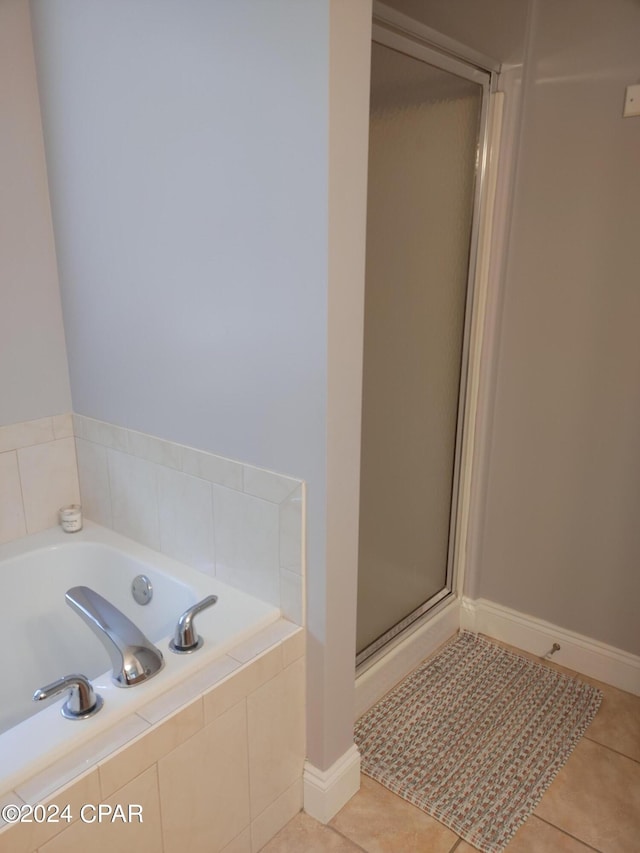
[73,415,304,626]
[0,414,79,545]
[0,621,306,853]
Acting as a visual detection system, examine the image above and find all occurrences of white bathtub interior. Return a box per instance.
[0,521,281,796]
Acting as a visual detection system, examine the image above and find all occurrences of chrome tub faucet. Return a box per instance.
[66,586,164,687]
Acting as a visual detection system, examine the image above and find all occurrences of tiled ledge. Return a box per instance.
[0,621,305,853]
[74,415,302,502]
[0,414,78,544]
[0,414,74,453]
[73,415,305,624]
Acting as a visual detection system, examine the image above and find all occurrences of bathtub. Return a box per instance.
[0,521,281,797]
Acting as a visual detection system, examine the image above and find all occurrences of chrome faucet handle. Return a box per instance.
[33,673,103,720]
[169,594,218,654]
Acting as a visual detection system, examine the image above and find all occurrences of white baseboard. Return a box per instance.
[461,597,640,696]
[303,744,361,824]
[354,598,460,719]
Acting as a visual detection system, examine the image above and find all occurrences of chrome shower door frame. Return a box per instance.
[356,10,496,670]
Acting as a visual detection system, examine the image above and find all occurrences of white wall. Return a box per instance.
[476,0,640,656]
[30,0,372,774]
[0,0,71,426]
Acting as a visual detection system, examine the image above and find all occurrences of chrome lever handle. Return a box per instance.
[169,594,218,654]
[33,673,103,720]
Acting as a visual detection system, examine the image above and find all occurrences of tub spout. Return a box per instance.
[65,586,164,687]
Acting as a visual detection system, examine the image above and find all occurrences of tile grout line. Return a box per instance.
[533,814,603,851]
[326,823,369,852]
[14,448,28,536]
[153,759,168,853]
[582,733,640,766]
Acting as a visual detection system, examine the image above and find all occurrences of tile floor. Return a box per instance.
[264,639,640,853]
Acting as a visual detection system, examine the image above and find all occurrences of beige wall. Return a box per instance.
[0,0,70,426]
[476,0,640,656]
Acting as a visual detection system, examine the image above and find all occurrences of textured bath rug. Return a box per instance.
[355,631,602,853]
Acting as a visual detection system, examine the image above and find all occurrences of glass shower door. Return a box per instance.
[356,31,489,664]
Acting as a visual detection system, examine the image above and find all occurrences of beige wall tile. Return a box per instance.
[278,485,303,573]
[0,451,26,544]
[17,437,79,533]
[99,699,203,798]
[52,413,73,439]
[280,569,303,626]
[139,655,239,725]
[213,485,280,606]
[181,445,243,490]
[204,646,282,725]
[247,658,305,818]
[159,701,251,853]
[250,778,302,853]
[75,438,112,527]
[282,629,305,668]
[0,791,25,833]
[157,466,215,574]
[228,620,297,664]
[243,466,299,503]
[75,416,128,451]
[128,429,181,469]
[0,418,54,454]
[0,769,100,853]
[15,716,149,806]
[38,766,162,853]
[107,449,160,550]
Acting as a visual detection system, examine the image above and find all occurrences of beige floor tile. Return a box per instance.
[329,775,457,853]
[535,737,640,852]
[262,812,361,851]
[582,678,640,763]
[456,814,597,852]
[222,826,252,853]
